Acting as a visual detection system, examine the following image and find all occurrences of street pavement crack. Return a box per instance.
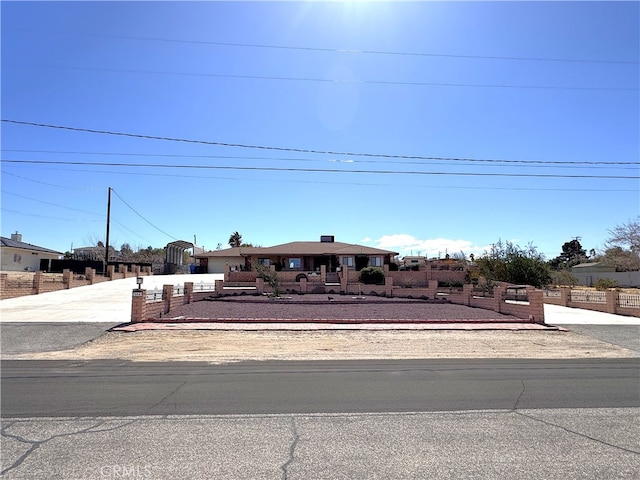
[515,411,640,455]
[150,380,187,411]
[512,379,526,410]
[281,415,300,480]
[1,420,139,476]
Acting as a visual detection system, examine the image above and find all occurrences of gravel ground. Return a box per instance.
[168,295,520,321]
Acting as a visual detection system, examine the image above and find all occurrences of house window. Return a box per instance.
[341,256,354,268]
[258,258,270,266]
[370,256,382,267]
[289,258,301,269]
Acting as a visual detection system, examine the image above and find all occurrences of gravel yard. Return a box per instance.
[168,295,520,321]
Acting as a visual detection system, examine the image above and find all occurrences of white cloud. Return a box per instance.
[372,234,491,258]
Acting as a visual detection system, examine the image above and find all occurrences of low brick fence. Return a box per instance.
[0,265,153,300]
[543,287,640,317]
[131,279,545,324]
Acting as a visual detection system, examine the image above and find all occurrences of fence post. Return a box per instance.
[385,276,393,297]
[162,284,173,314]
[107,265,115,280]
[215,279,224,296]
[34,271,43,294]
[463,284,473,306]
[300,277,307,294]
[606,290,619,315]
[184,282,194,305]
[131,289,146,322]
[527,288,545,324]
[493,286,505,314]
[62,269,72,289]
[256,277,264,295]
[559,286,570,307]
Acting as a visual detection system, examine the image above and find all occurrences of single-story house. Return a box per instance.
[0,232,63,272]
[571,262,640,287]
[195,237,399,274]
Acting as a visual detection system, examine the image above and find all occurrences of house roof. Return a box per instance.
[571,262,614,269]
[0,236,62,255]
[196,242,398,258]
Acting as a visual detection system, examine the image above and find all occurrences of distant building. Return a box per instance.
[0,232,63,272]
[572,262,640,287]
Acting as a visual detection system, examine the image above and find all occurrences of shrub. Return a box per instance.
[594,278,619,291]
[359,267,385,285]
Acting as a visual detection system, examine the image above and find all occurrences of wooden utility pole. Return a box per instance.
[105,187,111,274]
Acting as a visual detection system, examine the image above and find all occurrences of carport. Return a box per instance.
[165,240,194,274]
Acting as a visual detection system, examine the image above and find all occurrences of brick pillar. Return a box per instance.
[162,284,173,314]
[385,276,393,297]
[493,286,505,314]
[527,288,545,324]
[63,269,72,289]
[340,269,348,292]
[0,273,7,296]
[560,286,570,307]
[320,264,326,283]
[34,271,43,294]
[300,277,307,294]
[427,279,438,300]
[606,290,619,314]
[256,277,264,295]
[107,265,115,280]
[184,282,194,305]
[463,284,473,306]
[215,279,224,295]
[131,289,146,322]
[85,267,94,284]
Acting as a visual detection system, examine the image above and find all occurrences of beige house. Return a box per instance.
[195,237,398,274]
[0,232,63,272]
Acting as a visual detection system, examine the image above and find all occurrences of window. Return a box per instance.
[341,256,354,267]
[258,258,270,266]
[370,256,382,267]
[289,258,301,269]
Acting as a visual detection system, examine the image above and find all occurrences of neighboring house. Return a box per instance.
[195,237,399,274]
[572,262,640,287]
[73,245,120,262]
[401,256,427,270]
[0,232,63,272]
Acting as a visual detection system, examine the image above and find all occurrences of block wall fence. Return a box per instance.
[131,279,546,324]
[0,265,153,300]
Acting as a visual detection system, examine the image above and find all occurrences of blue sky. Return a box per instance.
[1,1,638,260]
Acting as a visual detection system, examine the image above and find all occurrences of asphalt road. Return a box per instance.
[2,358,638,417]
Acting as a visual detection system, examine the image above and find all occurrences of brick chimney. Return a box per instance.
[10,231,22,242]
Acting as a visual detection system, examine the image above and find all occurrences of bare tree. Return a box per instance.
[606,217,640,253]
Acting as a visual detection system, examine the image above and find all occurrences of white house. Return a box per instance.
[0,232,63,272]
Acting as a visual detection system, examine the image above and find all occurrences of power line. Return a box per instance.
[3,166,635,192]
[3,120,638,167]
[1,191,105,216]
[3,159,637,180]
[15,63,637,92]
[6,28,637,64]
[1,170,107,191]
[110,189,177,241]
[3,148,637,167]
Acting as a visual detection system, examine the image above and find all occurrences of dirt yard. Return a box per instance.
[6,295,635,363]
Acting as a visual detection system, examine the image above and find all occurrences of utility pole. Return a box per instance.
[105,187,111,274]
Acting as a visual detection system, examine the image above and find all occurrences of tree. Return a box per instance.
[228,231,242,248]
[550,239,587,270]
[606,217,640,253]
[475,239,552,288]
[599,218,640,271]
[255,263,281,297]
[120,243,134,261]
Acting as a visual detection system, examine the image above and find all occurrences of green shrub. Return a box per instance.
[594,278,619,291]
[359,267,385,285]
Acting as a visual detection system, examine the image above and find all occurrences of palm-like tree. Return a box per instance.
[228,231,242,247]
